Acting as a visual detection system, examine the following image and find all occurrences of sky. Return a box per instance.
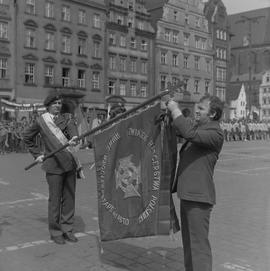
[221,0,270,14]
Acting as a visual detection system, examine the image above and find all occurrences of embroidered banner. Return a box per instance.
[94,103,178,241]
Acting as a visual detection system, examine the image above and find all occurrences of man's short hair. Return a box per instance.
[200,95,224,121]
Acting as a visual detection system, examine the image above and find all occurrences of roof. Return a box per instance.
[226,84,243,103]
[228,7,270,48]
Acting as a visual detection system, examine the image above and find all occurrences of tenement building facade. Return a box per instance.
[105,0,155,108]
[146,0,214,102]
[9,0,107,106]
[204,0,229,102]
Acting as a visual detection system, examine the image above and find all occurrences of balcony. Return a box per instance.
[106,22,128,33]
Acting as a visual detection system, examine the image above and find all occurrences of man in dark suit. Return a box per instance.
[167,95,224,271]
[23,93,80,245]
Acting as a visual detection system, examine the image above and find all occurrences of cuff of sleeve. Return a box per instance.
[171,108,182,119]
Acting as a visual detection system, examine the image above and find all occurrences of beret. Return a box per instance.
[44,92,62,107]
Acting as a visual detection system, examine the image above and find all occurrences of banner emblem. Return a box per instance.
[115,155,141,199]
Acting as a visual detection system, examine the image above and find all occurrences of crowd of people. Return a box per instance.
[0,117,43,154]
[220,119,270,141]
[1,114,270,154]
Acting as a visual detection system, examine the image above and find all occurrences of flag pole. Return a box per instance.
[24,89,173,171]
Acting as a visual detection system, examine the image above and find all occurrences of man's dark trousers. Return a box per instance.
[46,170,76,237]
[181,200,213,271]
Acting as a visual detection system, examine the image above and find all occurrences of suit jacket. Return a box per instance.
[23,113,78,174]
[173,116,224,205]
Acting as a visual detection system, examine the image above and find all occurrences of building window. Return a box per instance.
[117,15,124,25]
[164,29,170,41]
[128,18,133,28]
[216,48,220,58]
[201,39,206,50]
[184,55,189,69]
[160,75,166,90]
[78,38,86,55]
[44,65,54,85]
[140,82,147,97]
[195,17,200,28]
[0,58,7,79]
[120,82,126,96]
[216,67,226,81]
[109,33,116,45]
[130,37,136,49]
[61,5,71,22]
[0,22,8,40]
[130,59,137,73]
[184,33,189,46]
[195,56,200,70]
[92,71,100,89]
[172,31,178,43]
[172,54,178,67]
[62,35,71,53]
[93,41,100,58]
[141,60,147,74]
[78,9,86,24]
[173,10,178,21]
[141,40,147,51]
[216,29,220,39]
[45,32,55,50]
[194,80,199,93]
[206,60,211,73]
[26,0,35,14]
[172,77,178,86]
[205,80,209,94]
[138,21,144,30]
[77,69,85,88]
[62,68,70,87]
[109,55,116,70]
[25,63,35,84]
[131,83,137,97]
[185,14,189,24]
[220,31,223,40]
[183,78,189,91]
[120,36,126,47]
[45,0,54,18]
[25,29,36,48]
[93,14,101,28]
[108,80,115,95]
[161,52,167,65]
[120,57,126,72]
[223,31,227,41]
[195,37,200,49]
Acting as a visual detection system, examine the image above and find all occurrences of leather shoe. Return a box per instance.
[51,235,65,245]
[63,232,78,242]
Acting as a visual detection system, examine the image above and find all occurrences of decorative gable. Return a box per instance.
[23,53,38,61]
[90,63,102,70]
[24,19,38,28]
[44,24,57,32]
[60,27,72,35]
[61,58,72,65]
[77,31,88,37]
[76,62,89,68]
[42,56,57,63]
[92,34,102,41]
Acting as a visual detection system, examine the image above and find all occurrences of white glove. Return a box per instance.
[35,154,44,163]
[167,100,182,119]
[68,136,79,146]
